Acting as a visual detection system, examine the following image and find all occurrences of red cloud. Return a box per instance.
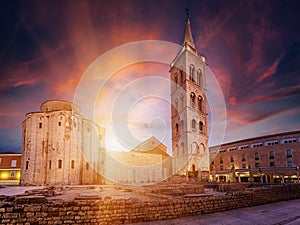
[257,53,284,82]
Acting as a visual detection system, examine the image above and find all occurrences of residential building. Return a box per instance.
[209,130,300,183]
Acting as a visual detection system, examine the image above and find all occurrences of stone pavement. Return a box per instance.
[131,199,300,225]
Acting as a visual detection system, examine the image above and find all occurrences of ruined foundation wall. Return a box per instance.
[1,185,300,224]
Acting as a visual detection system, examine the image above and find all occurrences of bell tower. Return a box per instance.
[170,14,209,181]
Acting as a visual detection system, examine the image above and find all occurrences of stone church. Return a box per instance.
[21,100,106,185]
[170,16,209,181]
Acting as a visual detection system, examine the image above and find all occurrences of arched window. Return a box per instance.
[180,120,184,133]
[190,92,195,108]
[192,164,196,171]
[181,143,184,155]
[175,73,178,86]
[49,160,51,169]
[180,70,184,84]
[175,144,179,156]
[198,96,203,111]
[189,64,195,81]
[180,94,184,110]
[71,160,75,169]
[191,142,198,154]
[192,119,196,130]
[58,159,62,169]
[197,69,202,85]
[25,161,29,170]
[175,123,179,134]
[199,121,204,132]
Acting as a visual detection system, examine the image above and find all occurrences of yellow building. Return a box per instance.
[0,152,21,185]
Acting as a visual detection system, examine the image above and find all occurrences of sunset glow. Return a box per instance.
[0,1,299,153]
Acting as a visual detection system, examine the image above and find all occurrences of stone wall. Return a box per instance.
[1,185,300,224]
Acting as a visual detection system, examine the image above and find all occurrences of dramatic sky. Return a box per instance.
[1,0,300,153]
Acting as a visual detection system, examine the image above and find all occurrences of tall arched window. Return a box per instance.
[181,143,184,155]
[190,92,195,108]
[189,64,195,81]
[180,70,184,84]
[192,119,196,130]
[197,69,202,85]
[198,96,203,111]
[180,120,184,133]
[58,159,62,169]
[199,121,204,132]
[180,94,184,110]
[175,123,179,134]
[175,144,179,156]
[71,160,75,169]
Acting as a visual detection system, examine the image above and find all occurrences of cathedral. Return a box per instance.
[20,16,210,185]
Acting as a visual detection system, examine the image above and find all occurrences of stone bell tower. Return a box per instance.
[170,15,209,181]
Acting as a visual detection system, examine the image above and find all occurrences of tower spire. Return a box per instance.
[183,9,195,49]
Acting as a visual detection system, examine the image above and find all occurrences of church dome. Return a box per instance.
[40,100,80,114]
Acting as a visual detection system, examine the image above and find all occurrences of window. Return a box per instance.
[230,156,234,163]
[175,123,179,134]
[198,96,202,111]
[25,161,29,170]
[71,160,75,169]
[199,121,203,132]
[190,92,195,108]
[58,160,62,169]
[287,161,293,167]
[175,144,179,156]
[270,161,275,167]
[11,160,17,167]
[220,157,223,164]
[181,143,184,155]
[58,122,62,126]
[220,165,223,170]
[49,160,52,169]
[180,120,184,133]
[180,70,184,84]
[39,123,42,129]
[175,74,178,85]
[197,69,202,85]
[192,119,196,130]
[242,154,246,162]
[255,153,259,160]
[255,163,260,168]
[286,149,292,158]
[190,65,195,81]
[242,163,246,169]
[10,171,16,178]
[86,162,89,170]
[269,150,274,160]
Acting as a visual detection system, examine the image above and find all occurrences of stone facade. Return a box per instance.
[21,100,106,185]
[1,184,300,224]
[170,17,209,179]
[210,130,300,183]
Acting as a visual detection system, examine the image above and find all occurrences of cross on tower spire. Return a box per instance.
[182,9,195,49]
